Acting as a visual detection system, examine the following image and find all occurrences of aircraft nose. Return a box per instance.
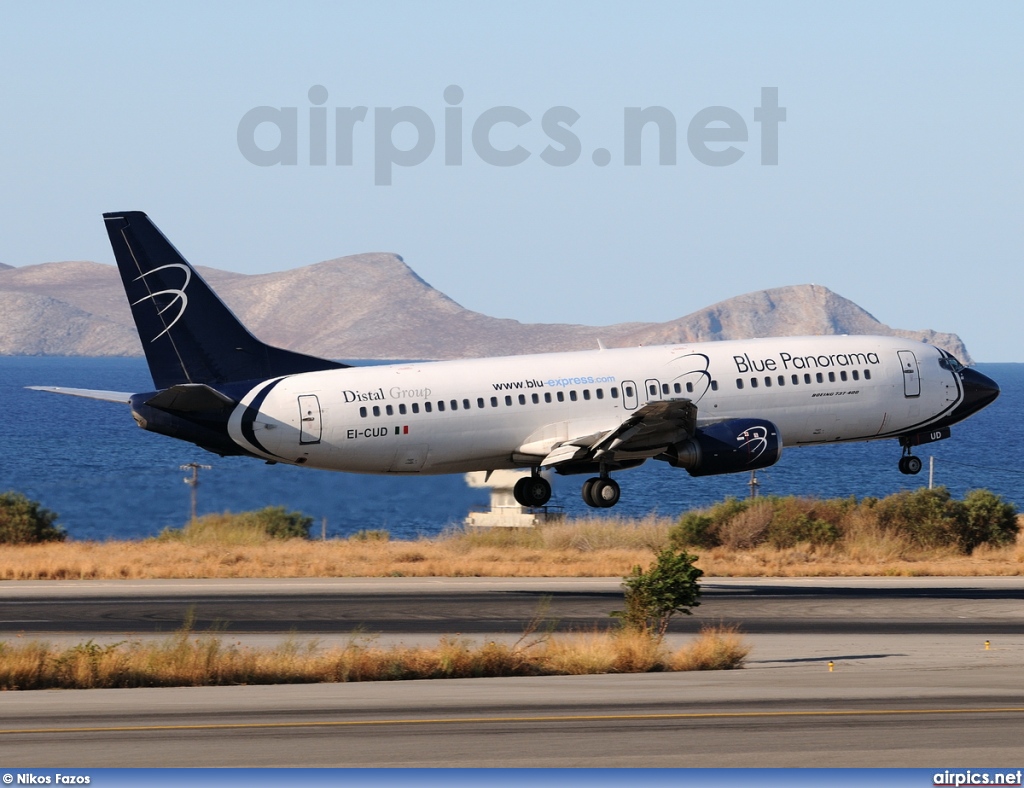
[955,367,1000,419]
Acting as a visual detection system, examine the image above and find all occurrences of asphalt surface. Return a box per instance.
[1,577,1023,767]
[2,576,1023,636]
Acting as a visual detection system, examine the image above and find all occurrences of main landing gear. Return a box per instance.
[513,473,552,507]
[582,474,620,509]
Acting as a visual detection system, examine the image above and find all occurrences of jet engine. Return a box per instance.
[662,418,782,477]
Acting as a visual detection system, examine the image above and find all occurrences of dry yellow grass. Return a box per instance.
[0,625,749,690]
[1,515,1021,580]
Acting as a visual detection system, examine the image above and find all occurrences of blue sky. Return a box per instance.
[2,1,1021,360]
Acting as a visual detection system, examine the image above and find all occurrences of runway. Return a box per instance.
[1,577,1023,766]
[3,576,1024,636]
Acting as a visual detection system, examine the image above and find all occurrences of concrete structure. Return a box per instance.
[464,470,562,527]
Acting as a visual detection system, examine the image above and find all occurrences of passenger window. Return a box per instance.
[661,383,670,395]
[450,400,458,411]
[359,406,367,418]
[610,387,619,398]
[477,398,484,409]
[840,371,847,382]
[804,374,811,384]
[736,379,744,390]
[852,370,859,381]
[649,384,657,396]
[828,372,836,383]
[386,404,394,416]
[570,391,578,402]
[711,380,718,391]
[764,377,772,387]
[544,392,552,403]
[437,401,445,412]
[596,389,604,399]
[816,373,823,383]
[583,390,591,400]
[624,385,634,398]
[372,406,380,417]
[792,375,799,385]
[505,395,512,406]
[490,397,498,407]
[674,383,682,394]
[686,382,694,393]
[557,391,565,402]
[531,393,539,404]
[778,376,785,386]
[751,378,758,388]
[518,394,526,405]
[424,402,432,413]
[399,403,407,415]
[412,403,419,414]
[864,369,872,380]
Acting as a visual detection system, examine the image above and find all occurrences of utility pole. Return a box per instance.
[748,469,760,499]
[180,463,212,522]
[928,456,934,489]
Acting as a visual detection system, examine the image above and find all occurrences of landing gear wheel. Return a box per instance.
[514,475,551,507]
[899,455,923,475]
[582,477,620,508]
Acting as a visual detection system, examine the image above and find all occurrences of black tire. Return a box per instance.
[904,455,923,475]
[513,477,531,506]
[591,478,620,508]
[581,478,599,507]
[524,476,551,506]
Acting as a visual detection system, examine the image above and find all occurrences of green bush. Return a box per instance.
[0,491,65,544]
[873,487,964,550]
[767,513,840,548]
[959,489,1018,552]
[669,497,750,550]
[765,497,846,548]
[248,506,313,539]
[159,506,313,544]
[668,488,1017,555]
[613,548,703,636]
[671,512,719,549]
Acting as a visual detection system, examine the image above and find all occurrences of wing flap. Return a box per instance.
[543,399,698,468]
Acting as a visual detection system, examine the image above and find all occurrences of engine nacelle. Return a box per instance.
[664,418,782,477]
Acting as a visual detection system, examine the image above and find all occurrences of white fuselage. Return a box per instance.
[224,335,962,475]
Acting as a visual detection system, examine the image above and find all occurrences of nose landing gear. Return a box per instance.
[898,454,923,475]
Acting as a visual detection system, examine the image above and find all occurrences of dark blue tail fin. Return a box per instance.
[103,211,346,389]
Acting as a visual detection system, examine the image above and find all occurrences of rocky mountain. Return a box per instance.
[0,254,972,362]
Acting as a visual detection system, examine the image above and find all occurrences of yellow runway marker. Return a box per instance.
[3,707,1024,736]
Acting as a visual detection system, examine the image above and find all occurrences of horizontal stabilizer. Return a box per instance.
[145,384,237,412]
[26,386,133,404]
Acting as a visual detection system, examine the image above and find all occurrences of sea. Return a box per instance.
[1,357,1020,541]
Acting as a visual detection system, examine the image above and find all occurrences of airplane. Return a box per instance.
[31,211,1000,509]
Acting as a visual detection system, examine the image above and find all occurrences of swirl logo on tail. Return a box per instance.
[131,263,191,342]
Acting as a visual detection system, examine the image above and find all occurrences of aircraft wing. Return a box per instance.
[26,386,133,404]
[540,398,698,467]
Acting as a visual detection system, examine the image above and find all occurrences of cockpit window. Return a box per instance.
[939,355,965,373]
